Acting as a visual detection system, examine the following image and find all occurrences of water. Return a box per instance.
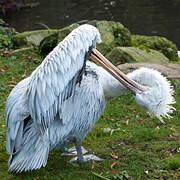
[3,0,180,48]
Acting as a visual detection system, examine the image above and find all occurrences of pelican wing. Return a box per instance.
[5,78,30,154]
[49,62,106,148]
[27,25,101,130]
[59,62,105,125]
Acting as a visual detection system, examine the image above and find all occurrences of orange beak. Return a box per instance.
[90,49,146,94]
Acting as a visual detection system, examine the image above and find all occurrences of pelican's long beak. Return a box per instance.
[90,49,146,94]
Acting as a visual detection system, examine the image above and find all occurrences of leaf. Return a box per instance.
[176,168,180,172]
[4,65,9,69]
[92,172,110,180]
[174,173,180,177]
[90,159,95,169]
[7,77,16,85]
[165,151,172,157]
[155,126,160,130]
[104,128,111,133]
[111,118,115,122]
[82,141,91,145]
[21,69,27,78]
[125,119,129,126]
[111,170,116,175]
[116,61,123,65]
[0,114,4,118]
[0,68,5,73]
[136,119,144,124]
[110,161,118,169]
[113,171,129,179]
[110,154,119,160]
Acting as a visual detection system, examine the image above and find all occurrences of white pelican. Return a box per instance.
[5,24,175,173]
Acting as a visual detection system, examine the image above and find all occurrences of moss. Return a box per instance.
[106,47,169,65]
[38,24,80,57]
[12,33,27,47]
[106,47,133,64]
[12,29,59,47]
[95,21,131,55]
[112,22,131,47]
[38,21,131,57]
[39,32,59,57]
[131,35,179,61]
[58,23,80,42]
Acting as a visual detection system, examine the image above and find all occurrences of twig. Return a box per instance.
[92,172,110,180]
[11,47,34,54]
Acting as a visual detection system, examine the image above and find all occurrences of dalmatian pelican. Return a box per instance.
[5,24,175,173]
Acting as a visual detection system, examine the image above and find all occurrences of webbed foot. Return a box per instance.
[70,154,103,162]
[61,146,88,156]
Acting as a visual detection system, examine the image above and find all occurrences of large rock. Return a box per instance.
[118,63,180,82]
[58,23,80,42]
[39,24,80,56]
[12,29,59,47]
[12,20,179,63]
[106,47,169,65]
[39,32,59,57]
[39,20,131,56]
[95,21,131,55]
[131,35,179,61]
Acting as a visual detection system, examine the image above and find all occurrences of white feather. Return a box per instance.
[128,68,176,123]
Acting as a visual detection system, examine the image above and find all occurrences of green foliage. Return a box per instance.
[0,19,16,49]
[165,156,180,170]
[0,34,12,49]
[131,35,179,61]
[0,49,180,179]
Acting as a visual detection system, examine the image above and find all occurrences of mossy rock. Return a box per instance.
[131,35,178,61]
[95,20,131,55]
[12,29,59,47]
[39,21,131,57]
[39,32,59,57]
[106,47,169,65]
[39,24,80,56]
[58,23,80,42]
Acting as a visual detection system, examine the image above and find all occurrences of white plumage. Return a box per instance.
[5,24,175,173]
[127,68,175,122]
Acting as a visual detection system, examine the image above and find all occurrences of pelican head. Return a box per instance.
[90,48,176,123]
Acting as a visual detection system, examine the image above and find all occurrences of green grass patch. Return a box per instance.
[0,49,180,179]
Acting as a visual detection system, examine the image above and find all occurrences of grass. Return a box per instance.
[0,49,180,179]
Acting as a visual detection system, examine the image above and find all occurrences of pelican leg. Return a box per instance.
[61,146,88,156]
[69,140,103,163]
[75,141,84,162]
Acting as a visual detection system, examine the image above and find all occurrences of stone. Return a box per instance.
[106,47,169,65]
[13,20,179,63]
[39,32,59,57]
[38,21,131,56]
[131,35,179,61]
[118,62,180,82]
[58,23,80,42]
[39,24,80,56]
[95,20,131,55]
[12,29,59,47]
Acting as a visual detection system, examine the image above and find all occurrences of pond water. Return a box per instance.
[4,0,180,48]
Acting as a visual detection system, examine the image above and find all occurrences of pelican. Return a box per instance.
[5,24,175,173]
